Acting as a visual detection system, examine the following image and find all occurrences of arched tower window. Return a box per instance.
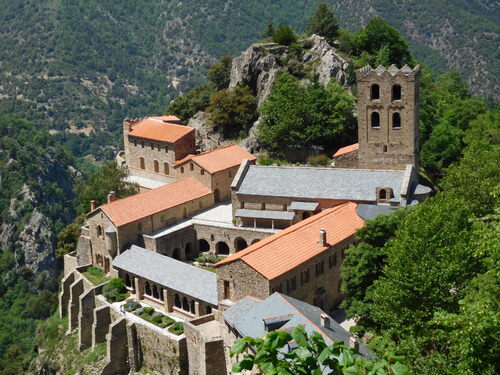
[370,84,380,100]
[379,189,387,200]
[371,112,380,129]
[139,157,145,170]
[392,84,402,100]
[96,225,103,237]
[392,112,401,129]
[153,160,159,173]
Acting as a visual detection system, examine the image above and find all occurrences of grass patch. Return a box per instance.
[168,322,184,335]
[200,266,217,273]
[82,266,109,286]
[131,302,176,329]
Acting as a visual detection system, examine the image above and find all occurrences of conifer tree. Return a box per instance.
[305,3,339,41]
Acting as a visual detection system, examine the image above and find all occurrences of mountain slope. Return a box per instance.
[0,0,497,154]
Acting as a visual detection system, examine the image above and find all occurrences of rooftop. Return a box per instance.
[94,177,212,227]
[215,202,364,280]
[234,209,295,221]
[175,144,256,173]
[236,165,406,202]
[113,245,217,305]
[128,117,194,143]
[333,143,359,157]
[224,293,373,358]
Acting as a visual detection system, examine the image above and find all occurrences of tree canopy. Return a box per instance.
[207,55,233,90]
[305,3,339,41]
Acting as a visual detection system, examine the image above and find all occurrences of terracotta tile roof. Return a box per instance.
[215,202,364,280]
[96,177,212,227]
[175,145,256,174]
[149,115,182,124]
[333,143,359,157]
[128,117,194,143]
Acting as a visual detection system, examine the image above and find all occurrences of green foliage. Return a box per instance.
[124,298,141,312]
[194,253,224,264]
[207,55,233,90]
[82,267,109,286]
[259,73,355,153]
[206,85,258,138]
[272,25,297,46]
[168,322,184,335]
[55,223,82,258]
[76,161,139,214]
[305,3,339,41]
[263,20,275,39]
[338,18,413,68]
[166,82,216,123]
[306,154,331,166]
[230,325,409,374]
[102,278,127,302]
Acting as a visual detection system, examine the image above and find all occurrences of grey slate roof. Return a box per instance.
[235,209,295,221]
[112,245,217,305]
[289,201,319,211]
[237,165,406,202]
[223,292,373,359]
[355,204,399,220]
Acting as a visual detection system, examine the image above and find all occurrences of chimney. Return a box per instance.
[320,313,330,329]
[90,200,96,211]
[107,191,116,203]
[349,336,359,351]
[319,229,327,247]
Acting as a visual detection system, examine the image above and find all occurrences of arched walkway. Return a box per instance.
[216,241,230,255]
[234,237,248,252]
[199,239,210,252]
[182,297,189,311]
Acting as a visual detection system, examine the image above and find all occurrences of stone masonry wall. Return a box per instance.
[333,150,359,169]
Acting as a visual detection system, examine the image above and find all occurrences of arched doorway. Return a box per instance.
[185,242,194,260]
[172,248,181,260]
[216,241,230,255]
[234,237,248,252]
[199,239,210,252]
[214,189,221,203]
[153,160,159,173]
[139,157,145,169]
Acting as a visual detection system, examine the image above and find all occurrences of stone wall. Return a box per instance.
[333,150,359,169]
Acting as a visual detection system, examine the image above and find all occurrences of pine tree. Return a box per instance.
[305,3,339,41]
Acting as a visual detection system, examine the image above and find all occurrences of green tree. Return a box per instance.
[305,3,339,41]
[341,209,407,328]
[263,20,274,39]
[55,222,82,258]
[259,74,355,152]
[166,82,215,123]
[272,25,297,46]
[230,325,409,374]
[207,55,233,90]
[76,161,139,214]
[206,85,257,138]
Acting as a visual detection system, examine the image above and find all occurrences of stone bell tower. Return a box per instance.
[356,64,420,171]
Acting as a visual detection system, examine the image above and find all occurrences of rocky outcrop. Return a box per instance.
[188,111,225,152]
[229,35,350,105]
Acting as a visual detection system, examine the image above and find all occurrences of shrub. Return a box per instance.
[87,266,102,276]
[124,299,141,312]
[151,315,163,324]
[142,306,155,315]
[273,25,297,46]
[307,154,331,166]
[102,278,127,302]
[169,322,184,335]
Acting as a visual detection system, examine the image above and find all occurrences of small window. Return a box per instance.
[139,157,145,169]
[153,160,159,173]
[151,143,154,150]
[301,269,309,285]
[228,170,232,178]
[96,225,103,237]
[224,280,231,300]
[370,84,380,100]
[392,112,401,129]
[200,169,205,175]
[133,139,137,147]
[165,146,169,153]
[283,204,287,211]
[383,145,388,153]
[180,166,184,173]
[315,260,325,276]
[190,163,194,171]
[164,162,169,175]
[329,254,337,268]
[371,112,380,129]
[261,203,266,210]
[141,141,144,148]
[392,84,402,100]
[240,202,245,209]
[157,144,161,151]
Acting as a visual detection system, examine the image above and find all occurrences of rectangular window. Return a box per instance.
[315,260,324,276]
[223,280,231,300]
[329,253,337,268]
[301,269,309,285]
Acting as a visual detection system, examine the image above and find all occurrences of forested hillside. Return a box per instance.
[0,0,497,160]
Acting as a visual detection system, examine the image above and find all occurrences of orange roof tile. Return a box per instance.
[149,115,182,124]
[215,202,364,280]
[128,117,194,143]
[333,143,359,157]
[175,145,256,174]
[95,177,212,227]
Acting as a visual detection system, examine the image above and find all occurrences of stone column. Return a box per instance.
[164,289,174,313]
[134,277,143,300]
[194,301,200,316]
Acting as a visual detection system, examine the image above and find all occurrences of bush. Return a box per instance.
[194,254,224,264]
[142,306,155,315]
[151,315,163,324]
[273,25,296,46]
[124,298,141,312]
[169,322,184,335]
[307,154,331,166]
[102,278,127,302]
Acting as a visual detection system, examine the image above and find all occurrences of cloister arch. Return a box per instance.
[216,241,230,255]
[199,239,210,252]
[234,237,248,252]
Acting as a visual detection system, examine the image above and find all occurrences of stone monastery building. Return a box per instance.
[62,65,430,375]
